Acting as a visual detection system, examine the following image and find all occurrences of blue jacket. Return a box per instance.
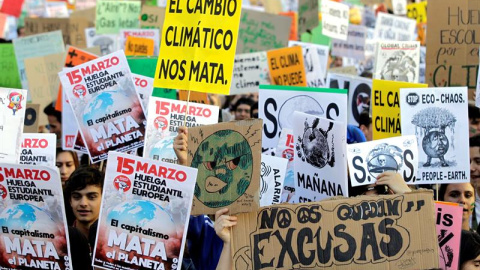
[187,215,224,270]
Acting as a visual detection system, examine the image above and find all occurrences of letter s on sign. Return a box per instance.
[263,98,278,139]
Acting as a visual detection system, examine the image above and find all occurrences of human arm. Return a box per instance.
[173,126,188,166]
[215,208,237,270]
[376,171,411,194]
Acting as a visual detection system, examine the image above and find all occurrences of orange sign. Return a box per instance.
[125,36,154,56]
[267,46,307,86]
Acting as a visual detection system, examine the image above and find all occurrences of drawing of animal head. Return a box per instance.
[296,119,335,169]
[422,130,449,158]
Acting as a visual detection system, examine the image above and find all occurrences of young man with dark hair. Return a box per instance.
[64,167,104,237]
[232,97,254,120]
[358,110,373,141]
[469,104,480,137]
[43,101,62,138]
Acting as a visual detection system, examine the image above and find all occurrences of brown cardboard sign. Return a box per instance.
[23,103,39,133]
[24,17,93,47]
[179,90,209,105]
[187,119,262,215]
[426,0,479,99]
[232,191,439,269]
[140,5,165,30]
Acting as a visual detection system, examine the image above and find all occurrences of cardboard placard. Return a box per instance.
[178,90,209,105]
[297,0,319,36]
[92,151,197,270]
[0,163,72,269]
[288,40,329,83]
[0,88,27,164]
[95,0,141,34]
[347,135,418,187]
[236,9,292,54]
[0,44,22,89]
[125,36,155,56]
[59,51,146,163]
[231,51,270,95]
[140,5,166,30]
[267,46,307,87]
[187,119,262,215]
[144,97,219,164]
[232,191,439,270]
[19,133,56,166]
[132,73,154,114]
[326,73,372,126]
[400,87,469,184]
[321,0,350,41]
[331,24,367,61]
[120,29,160,56]
[374,12,417,41]
[23,103,39,133]
[85,27,118,56]
[426,0,479,100]
[436,201,462,270]
[275,128,295,203]
[406,1,427,23]
[371,80,427,140]
[259,85,348,149]
[0,0,25,17]
[293,112,348,202]
[279,11,297,41]
[154,0,242,95]
[259,154,288,207]
[374,41,421,83]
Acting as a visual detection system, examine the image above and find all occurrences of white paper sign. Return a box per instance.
[288,41,329,87]
[45,1,69,18]
[400,87,470,184]
[332,25,367,61]
[374,41,420,83]
[293,112,347,202]
[347,135,418,187]
[260,85,348,149]
[392,0,407,15]
[0,88,27,164]
[231,52,270,95]
[275,128,296,203]
[259,154,288,207]
[62,90,78,150]
[85,27,118,56]
[132,73,154,115]
[374,13,417,41]
[119,29,160,56]
[321,0,350,41]
[19,133,56,167]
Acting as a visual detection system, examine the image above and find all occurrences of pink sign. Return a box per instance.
[436,201,463,270]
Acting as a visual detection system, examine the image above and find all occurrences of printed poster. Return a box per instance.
[119,29,160,56]
[374,41,420,83]
[347,135,418,187]
[144,97,219,164]
[19,133,56,167]
[267,46,307,87]
[293,112,347,202]
[187,119,262,215]
[0,163,72,269]
[374,12,417,41]
[321,0,350,41]
[230,51,270,95]
[132,73,154,115]
[93,151,197,270]
[259,85,348,149]
[331,24,367,61]
[275,128,296,203]
[288,41,329,87]
[95,0,141,34]
[0,88,27,164]
[436,201,462,270]
[59,50,147,163]
[85,27,118,56]
[400,87,469,184]
[259,154,288,207]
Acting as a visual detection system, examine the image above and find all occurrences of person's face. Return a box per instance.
[70,185,102,226]
[470,118,480,137]
[471,147,480,191]
[56,152,76,186]
[235,104,251,120]
[47,115,62,137]
[462,255,480,270]
[443,183,475,222]
[360,124,373,141]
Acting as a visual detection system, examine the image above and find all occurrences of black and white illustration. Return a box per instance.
[293,111,347,202]
[85,27,118,56]
[400,87,470,184]
[374,41,420,83]
[289,41,329,84]
[259,154,288,207]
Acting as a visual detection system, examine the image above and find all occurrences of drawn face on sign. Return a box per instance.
[296,118,334,169]
[191,130,253,208]
[367,143,403,178]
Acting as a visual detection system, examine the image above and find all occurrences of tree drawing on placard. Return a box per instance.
[191,130,253,208]
[296,118,334,169]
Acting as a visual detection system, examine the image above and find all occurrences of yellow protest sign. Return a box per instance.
[154,0,242,95]
[125,36,155,56]
[372,80,427,140]
[267,46,307,86]
[407,2,427,23]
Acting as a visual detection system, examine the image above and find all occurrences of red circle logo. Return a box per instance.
[154,116,168,131]
[282,149,294,162]
[0,185,7,199]
[73,84,87,98]
[113,175,131,192]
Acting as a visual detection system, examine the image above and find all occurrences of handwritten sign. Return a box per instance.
[436,202,462,270]
[140,5,166,29]
[120,29,160,56]
[332,24,367,60]
[374,12,417,41]
[154,0,242,95]
[231,51,270,95]
[125,36,155,56]
[0,44,21,89]
[298,0,319,36]
[321,0,350,40]
[267,46,307,87]
[95,0,141,34]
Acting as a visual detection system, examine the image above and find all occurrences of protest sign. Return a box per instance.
[95,0,141,34]
[289,41,329,83]
[293,112,347,202]
[0,0,24,17]
[231,51,270,95]
[0,88,27,164]
[275,128,296,203]
[125,36,155,56]
[327,73,372,126]
[374,41,420,83]
[236,9,291,54]
[298,0,319,36]
[420,46,426,83]
[0,163,72,269]
[331,24,367,61]
[45,1,69,18]
[0,44,22,89]
[321,0,350,41]
[259,154,288,207]
[267,46,307,87]
[132,73,154,114]
[260,85,347,149]
[120,29,160,56]
[427,0,480,99]
[13,30,64,90]
[372,80,427,140]
[144,97,219,164]
[400,87,469,184]
[436,202,462,270]
[232,191,439,270]
[279,11,297,41]
[85,27,118,56]
[92,151,197,270]
[0,13,7,38]
[154,0,242,95]
[347,135,418,187]
[407,1,427,23]
[24,103,39,133]
[187,119,262,215]
[25,0,47,17]
[19,133,56,166]
[178,90,209,104]
[140,5,166,29]
[76,0,96,10]
[59,50,146,163]
[374,12,417,41]
[300,21,332,47]
[392,0,407,15]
